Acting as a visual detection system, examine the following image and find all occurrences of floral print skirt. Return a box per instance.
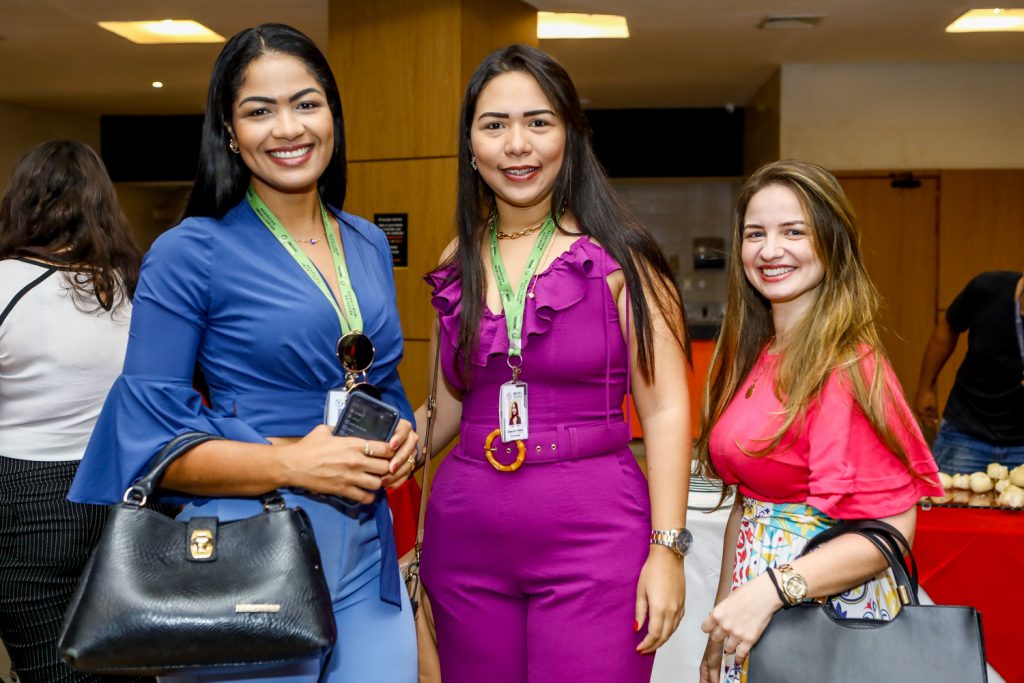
[724,498,902,682]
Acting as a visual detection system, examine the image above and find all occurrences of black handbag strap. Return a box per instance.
[124,432,225,504]
[0,265,57,329]
[801,519,919,604]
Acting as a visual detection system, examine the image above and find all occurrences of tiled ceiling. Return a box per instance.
[0,0,1022,115]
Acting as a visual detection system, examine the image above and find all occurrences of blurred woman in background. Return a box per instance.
[0,139,143,683]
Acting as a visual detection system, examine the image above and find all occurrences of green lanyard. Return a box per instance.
[246,187,363,335]
[488,214,556,359]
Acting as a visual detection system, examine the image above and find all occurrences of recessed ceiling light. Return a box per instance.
[152,81,164,88]
[946,8,1024,32]
[98,19,225,44]
[537,12,629,39]
[758,15,823,29]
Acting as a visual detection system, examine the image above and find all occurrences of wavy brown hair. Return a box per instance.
[0,139,140,311]
[695,160,921,482]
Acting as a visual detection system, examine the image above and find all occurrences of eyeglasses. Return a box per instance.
[336,331,382,400]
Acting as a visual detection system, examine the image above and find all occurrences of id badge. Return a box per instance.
[499,381,528,442]
[324,388,349,427]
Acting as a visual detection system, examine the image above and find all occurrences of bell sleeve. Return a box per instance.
[69,220,268,505]
[805,354,944,519]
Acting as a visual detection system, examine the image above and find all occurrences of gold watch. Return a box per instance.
[776,563,808,605]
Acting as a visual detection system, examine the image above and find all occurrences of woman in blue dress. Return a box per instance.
[70,24,418,682]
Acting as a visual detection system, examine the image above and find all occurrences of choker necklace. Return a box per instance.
[495,218,547,240]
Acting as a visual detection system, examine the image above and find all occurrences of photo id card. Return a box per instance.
[499,381,528,442]
[324,388,350,427]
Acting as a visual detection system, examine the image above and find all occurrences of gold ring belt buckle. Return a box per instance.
[484,428,525,472]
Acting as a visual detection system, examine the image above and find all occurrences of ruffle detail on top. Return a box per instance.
[423,238,618,367]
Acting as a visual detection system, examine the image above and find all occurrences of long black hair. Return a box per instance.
[440,44,687,382]
[183,23,347,218]
[0,139,140,310]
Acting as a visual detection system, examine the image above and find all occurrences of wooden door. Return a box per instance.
[837,176,939,401]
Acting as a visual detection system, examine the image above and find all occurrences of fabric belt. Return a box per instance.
[459,421,631,465]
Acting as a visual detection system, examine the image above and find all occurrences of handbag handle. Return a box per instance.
[800,519,919,606]
[413,319,443,551]
[123,431,225,505]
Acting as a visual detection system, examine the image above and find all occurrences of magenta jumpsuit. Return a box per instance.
[420,237,654,683]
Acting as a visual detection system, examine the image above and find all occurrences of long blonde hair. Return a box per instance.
[695,160,920,480]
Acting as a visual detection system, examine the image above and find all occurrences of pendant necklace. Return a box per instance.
[745,341,776,399]
[745,363,764,399]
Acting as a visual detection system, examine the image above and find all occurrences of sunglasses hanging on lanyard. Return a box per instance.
[245,187,377,425]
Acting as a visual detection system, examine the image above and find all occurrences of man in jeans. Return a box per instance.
[914,268,1024,473]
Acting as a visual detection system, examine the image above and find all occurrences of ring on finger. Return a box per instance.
[363,441,373,456]
[406,454,417,467]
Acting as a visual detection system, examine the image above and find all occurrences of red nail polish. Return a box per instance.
[633,620,640,632]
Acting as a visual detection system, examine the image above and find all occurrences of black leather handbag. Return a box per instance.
[747,519,987,683]
[58,432,337,675]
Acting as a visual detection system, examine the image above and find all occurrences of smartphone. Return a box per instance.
[332,391,401,442]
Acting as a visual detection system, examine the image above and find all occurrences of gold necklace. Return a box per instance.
[526,230,558,299]
[745,342,776,398]
[744,364,764,399]
[495,217,547,240]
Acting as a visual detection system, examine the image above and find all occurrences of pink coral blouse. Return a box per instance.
[709,348,944,519]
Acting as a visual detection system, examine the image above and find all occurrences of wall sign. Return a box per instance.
[374,213,408,267]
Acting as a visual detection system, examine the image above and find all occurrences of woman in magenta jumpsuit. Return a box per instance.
[416,45,692,683]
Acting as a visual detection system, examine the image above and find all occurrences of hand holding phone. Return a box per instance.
[332,391,401,442]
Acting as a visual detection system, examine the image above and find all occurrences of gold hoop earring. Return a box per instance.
[228,139,240,154]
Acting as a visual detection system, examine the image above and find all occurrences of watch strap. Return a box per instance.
[766,568,793,609]
[777,563,807,604]
[649,528,691,557]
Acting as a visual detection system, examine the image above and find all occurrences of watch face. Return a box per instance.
[784,576,808,600]
[674,529,693,555]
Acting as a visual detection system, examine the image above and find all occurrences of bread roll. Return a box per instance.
[951,473,971,490]
[969,472,994,493]
[1009,466,1024,488]
[987,463,1009,480]
[997,487,1024,509]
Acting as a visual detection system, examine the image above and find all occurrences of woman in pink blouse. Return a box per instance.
[694,160,943,683]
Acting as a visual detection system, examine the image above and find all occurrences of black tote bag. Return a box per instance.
[747,519,987,683]
[58,432,336,676]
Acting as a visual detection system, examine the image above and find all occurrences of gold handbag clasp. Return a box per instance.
[190,529,214,560]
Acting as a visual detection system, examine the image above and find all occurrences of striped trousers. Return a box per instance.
[0,457,151,683]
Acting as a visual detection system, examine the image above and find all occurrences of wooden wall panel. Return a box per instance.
[399,339,431,410]
[345,157,458,340]
[459,0,538,89]
[329,0,461,161]
[838,177,939,396]
[939,170,1024,304]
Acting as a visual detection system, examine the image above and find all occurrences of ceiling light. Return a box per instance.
[759,15,823,29]
[152,81,164,88]
[946,8,1024,32]
[537,12,629,39]
[98,19,225,44]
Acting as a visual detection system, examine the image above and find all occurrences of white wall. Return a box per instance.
[0,102,100,190]
[779,63,1024,170]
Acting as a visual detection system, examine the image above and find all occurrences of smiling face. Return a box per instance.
[741,183,825,322]
[470,71,566,224]
[228,52,334,199]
